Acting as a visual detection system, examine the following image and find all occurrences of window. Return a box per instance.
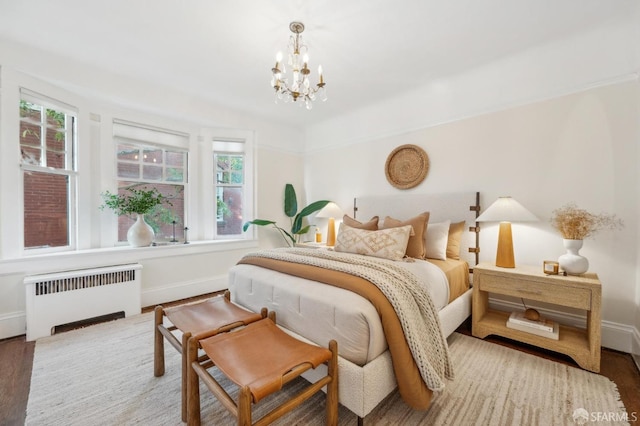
[212,137,253,239]
[113,121,188,243]
[20,90,77,251]
[215,153,244,235]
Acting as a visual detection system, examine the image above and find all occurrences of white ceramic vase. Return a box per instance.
[127,214,154,247]
[558,239,588,275]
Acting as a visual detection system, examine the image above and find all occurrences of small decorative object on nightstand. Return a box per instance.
[472,262,601,372]
[543,260,559,275]
[550,203,623,275]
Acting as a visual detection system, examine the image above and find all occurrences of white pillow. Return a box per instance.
[424,220,451,260]
[335,223,412,261]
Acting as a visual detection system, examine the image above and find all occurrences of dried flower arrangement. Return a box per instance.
[550,203,623,240]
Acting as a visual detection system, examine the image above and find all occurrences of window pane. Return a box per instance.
[21,146,41,166]
[166,151,184,167]
[20,122,41,147]
[46,138,66,169]
[166,167,184,182]
[24,171,69,249]
[116,182,185,243]
[20,101,41,119]
[142,165,163,180]
[20,102,42,165]
[217,187,243,235]
[143,148,162,164]
[216,154,244,184]
[20,101,73,171]
[117,162,140,179]
[117,145,140,162]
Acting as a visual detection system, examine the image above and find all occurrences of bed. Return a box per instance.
[228,191,481,422]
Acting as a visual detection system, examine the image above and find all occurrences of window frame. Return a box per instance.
[19,89,78,254]
[201,129,255,241]
[111,120,190,245]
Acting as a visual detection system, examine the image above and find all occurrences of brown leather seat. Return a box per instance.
[154,291,267,422]
[187,316,338,425]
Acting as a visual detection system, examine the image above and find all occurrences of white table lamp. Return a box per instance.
[316,202,343,246]
[476,196,537,268]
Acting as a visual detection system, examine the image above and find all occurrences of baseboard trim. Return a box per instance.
[489,298,635,353]
[0,311,26,340]
[632,326,640,371]
[140,274,228,308]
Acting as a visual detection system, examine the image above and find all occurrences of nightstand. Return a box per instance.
[472,262,601,372]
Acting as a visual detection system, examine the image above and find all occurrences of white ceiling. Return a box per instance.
[0,0,633,129]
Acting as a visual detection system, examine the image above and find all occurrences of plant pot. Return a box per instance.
[127,214,154,247]
[558,239,588,275]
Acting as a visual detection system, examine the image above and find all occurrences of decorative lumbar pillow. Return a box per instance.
[424,220,451,260]
[334,223,412,261]
[447,220,466,260]
[380,212,430,259]
[342,215,379,230]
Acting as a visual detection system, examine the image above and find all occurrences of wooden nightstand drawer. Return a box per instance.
[477,274,592,310]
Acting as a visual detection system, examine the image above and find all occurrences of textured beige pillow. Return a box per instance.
[334,223,412,261]
[342,215,379,230]
[424,220,451,260]
[381,212,430,259]
[447,220,466,260]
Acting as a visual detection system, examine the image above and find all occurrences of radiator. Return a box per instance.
[24,263,142,341]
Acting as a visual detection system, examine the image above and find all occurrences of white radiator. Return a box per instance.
[24,263,142,341]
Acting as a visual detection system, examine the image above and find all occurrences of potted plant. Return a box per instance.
[100,187,172,247]
[243,184,330,247]
[550,203,623,274]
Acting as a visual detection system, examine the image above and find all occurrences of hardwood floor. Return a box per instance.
[1,301,639,425]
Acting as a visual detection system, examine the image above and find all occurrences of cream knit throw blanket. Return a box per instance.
[244,247,454,391]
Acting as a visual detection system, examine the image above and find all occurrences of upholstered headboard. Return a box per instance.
[353,191,481,267]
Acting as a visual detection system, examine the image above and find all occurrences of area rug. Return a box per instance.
[26,312,629,425]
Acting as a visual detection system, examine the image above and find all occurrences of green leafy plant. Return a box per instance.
[243,183,330,246]
[100,187,172,216]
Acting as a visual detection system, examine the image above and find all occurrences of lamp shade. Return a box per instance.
[476,197,538,223]
[316,202,344,219]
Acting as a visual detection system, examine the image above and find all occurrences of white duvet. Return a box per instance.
[227,255,449,366]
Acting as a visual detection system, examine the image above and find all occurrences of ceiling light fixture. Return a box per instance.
[271,21,327,110]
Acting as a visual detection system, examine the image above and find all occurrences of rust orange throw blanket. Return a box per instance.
[239,250,453,410]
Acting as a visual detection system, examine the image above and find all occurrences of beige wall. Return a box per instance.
[305,80,640,352]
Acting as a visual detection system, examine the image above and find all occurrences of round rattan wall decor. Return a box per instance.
[385,144,429,189]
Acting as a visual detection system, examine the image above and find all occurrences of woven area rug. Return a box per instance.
[26,312,629,425]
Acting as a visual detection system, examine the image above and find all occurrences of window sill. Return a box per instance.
[0,239,259,276]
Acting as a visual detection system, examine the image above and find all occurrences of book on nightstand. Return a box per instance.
[508,311,555,332]
[507,312,559,340]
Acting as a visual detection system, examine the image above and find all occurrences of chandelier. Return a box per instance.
[271,21,327,110]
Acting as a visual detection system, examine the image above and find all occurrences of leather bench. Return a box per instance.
[187,315,338,425]
[154,291,267,421]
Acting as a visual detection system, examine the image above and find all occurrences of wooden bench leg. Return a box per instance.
[238,386,252,426]
[181,331,193,422]
[326,340,339,426]
[187,336,201,426]
[154,305,165,377]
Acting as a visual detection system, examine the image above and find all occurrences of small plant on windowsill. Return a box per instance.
[100,188,172,247]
